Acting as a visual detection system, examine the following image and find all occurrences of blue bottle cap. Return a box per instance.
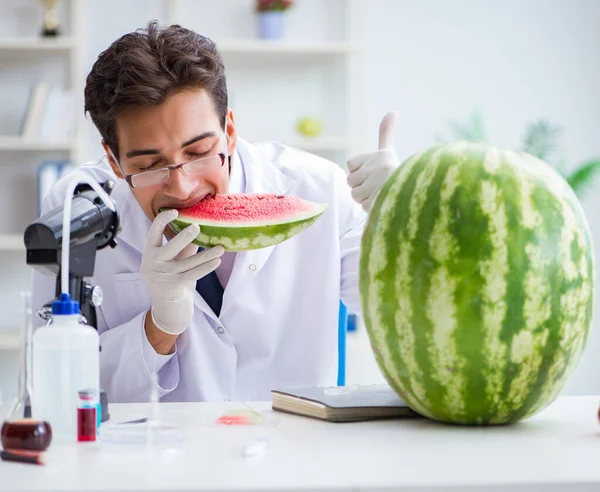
[51,293,80,315]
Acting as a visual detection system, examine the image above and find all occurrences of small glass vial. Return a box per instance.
[77,390,97,442]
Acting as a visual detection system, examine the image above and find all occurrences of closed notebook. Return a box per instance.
[271,384,422,422]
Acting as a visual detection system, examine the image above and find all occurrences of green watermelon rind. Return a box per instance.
[168,202,328,251]
[359,141,595,426]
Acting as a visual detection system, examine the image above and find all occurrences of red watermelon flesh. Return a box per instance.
[166,193,328,251]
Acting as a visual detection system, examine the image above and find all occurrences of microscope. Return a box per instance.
[23,180,120,326]
[22,180,120,421]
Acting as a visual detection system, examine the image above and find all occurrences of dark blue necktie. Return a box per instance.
[196,269,224,316]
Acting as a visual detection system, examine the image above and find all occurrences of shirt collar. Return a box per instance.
[227,149,246,193]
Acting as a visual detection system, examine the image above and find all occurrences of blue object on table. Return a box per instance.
[96,401,102,429]
[347,313,357,332]
[337,300,348,386]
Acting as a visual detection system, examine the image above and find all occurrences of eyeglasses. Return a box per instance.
[108,135,228,188]
[120,153,225,188]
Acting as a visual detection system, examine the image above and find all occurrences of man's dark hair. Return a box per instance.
[84,20,228,158]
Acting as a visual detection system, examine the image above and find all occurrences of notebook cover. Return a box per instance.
[271,383,422,421]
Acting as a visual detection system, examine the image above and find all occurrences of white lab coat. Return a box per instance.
[32,138,367,403]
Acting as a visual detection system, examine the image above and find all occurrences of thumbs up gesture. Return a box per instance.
[346,111,400,212]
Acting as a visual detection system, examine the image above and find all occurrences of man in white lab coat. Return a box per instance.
[32,21,400,403]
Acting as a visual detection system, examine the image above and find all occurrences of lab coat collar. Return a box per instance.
[227,145,245,193]
[109,175,151,258]
[235,137,295,196]
[212,137,297,319]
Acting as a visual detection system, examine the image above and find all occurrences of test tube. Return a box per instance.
[77,390,97,442]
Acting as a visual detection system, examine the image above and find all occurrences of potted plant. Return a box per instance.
[255,0,294,40]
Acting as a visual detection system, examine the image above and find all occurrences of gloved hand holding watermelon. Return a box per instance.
[163,193,328,252]
[141,209,224,336]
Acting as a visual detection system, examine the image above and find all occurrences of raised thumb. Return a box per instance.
[378,110,399,150]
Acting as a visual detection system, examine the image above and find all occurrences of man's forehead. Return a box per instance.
[115,90,222,152]
[123,131,220,159]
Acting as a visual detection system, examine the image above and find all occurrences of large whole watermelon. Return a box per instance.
[359,141,595,425]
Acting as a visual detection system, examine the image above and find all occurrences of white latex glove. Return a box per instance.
[347,111,400,212]
[140,209,224,335]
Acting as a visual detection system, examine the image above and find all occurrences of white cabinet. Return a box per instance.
[0,0,84,402]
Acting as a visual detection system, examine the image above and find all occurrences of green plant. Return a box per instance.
[438,111,600,198]
[255,0,294,12]
[436,111,486,143]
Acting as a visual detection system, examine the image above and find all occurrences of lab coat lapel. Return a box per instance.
[111,180,151,256]
[220,139,295,317]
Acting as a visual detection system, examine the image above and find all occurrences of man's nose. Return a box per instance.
[163,165,198,199]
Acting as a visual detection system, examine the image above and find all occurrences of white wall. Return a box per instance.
[0,0,598,401]
[360,0,600,394]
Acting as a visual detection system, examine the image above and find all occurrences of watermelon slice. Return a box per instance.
[165,193,328,251]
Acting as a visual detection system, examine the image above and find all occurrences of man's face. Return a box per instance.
[104,88,237,229]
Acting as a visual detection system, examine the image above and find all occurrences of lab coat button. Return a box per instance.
[217,327,225,334]
[249,264,256,271]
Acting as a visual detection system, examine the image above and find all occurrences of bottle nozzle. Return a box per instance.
[51,293,80,315]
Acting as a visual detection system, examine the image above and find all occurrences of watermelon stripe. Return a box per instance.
[485,153,534,423]
[363,150,430,415]
[405,148,453,417]
[509,153,569,420]
[503,151,553,418]
[478,148,510,423]
[447,144,501,424]
[391,146,447,415]
[425,158,464,418]
[525,157,595,417]
[505,150,594,421]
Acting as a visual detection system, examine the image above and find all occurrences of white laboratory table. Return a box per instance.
[1,395,600,492]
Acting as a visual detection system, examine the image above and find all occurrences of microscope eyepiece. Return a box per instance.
[24,181,120,277]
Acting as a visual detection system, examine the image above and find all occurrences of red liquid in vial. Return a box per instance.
[77,407,96,442]
[1,419,52,451]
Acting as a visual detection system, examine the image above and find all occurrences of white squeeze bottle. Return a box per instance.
[32,293,100,442]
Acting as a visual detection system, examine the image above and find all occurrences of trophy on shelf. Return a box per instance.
[40,0,60,37]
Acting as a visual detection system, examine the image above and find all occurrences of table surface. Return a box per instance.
[1,395,600,492]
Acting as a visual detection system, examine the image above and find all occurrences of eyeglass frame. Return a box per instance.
[107,132,229,189]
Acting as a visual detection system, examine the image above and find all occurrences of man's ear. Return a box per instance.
[225,108,237,158]
[102,140,124,179]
